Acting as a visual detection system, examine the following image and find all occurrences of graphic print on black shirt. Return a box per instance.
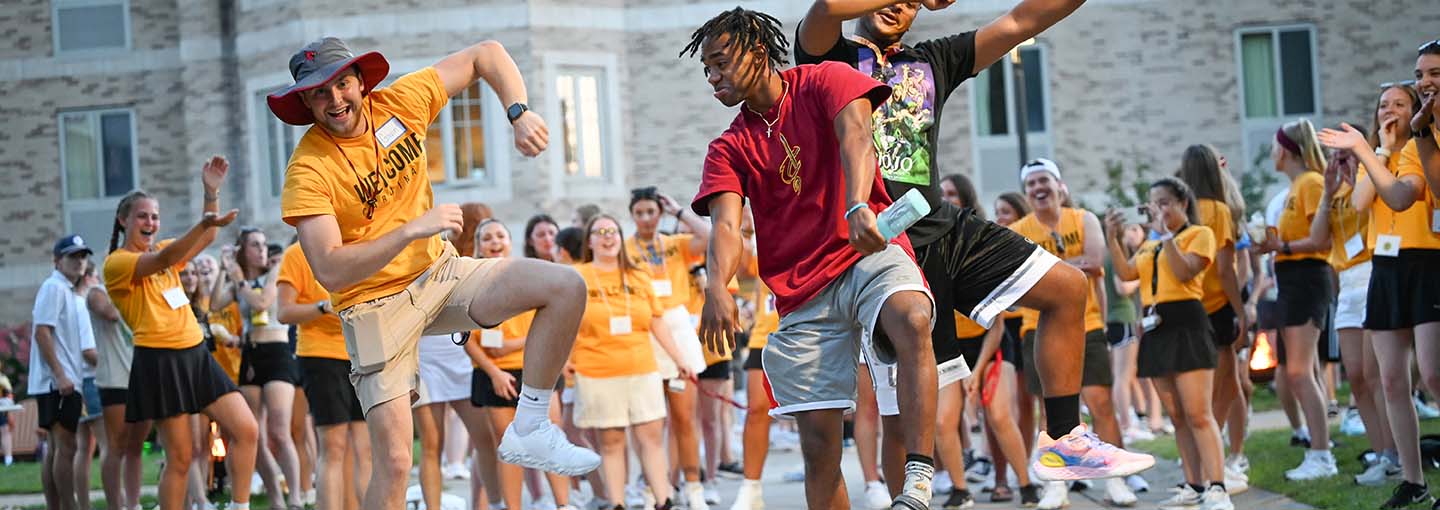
[797,30,977,246]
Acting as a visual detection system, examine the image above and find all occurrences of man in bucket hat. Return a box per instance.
[271,37,599,508]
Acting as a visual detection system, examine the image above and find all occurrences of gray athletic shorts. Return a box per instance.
[763,244,934,418]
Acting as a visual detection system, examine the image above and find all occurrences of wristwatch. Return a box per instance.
[1282,241,1293,256]
[506,103,530,124]
[315,301,327,314]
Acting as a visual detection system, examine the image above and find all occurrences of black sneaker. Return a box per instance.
[1381,481,1433,509]
[1020,484,1042,507]
[942,489,975,509]
[717,461,744,478]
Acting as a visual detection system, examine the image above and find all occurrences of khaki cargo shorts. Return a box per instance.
[339,244,503,413]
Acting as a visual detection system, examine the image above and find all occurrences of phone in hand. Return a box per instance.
[1121,206,1150,226]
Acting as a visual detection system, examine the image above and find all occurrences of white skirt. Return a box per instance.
[414,334,474,406]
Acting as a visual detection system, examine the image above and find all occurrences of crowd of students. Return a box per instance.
[15,1,1440,510]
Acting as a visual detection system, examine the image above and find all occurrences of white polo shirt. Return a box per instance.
[29,270,95,394]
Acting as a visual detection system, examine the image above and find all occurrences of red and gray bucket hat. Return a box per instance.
[266,37,389,126]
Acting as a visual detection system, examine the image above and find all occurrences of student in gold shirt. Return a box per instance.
[102,157,258,510]
[625,187,713,507]
[1318,78,1440,506]
[1175,144,1252,477]
[1107,178,1229,509]
[573,215,691,510]
[1255,119,1340,481]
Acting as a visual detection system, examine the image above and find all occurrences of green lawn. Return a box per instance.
[0,450,162,495]
[1249,380,1352,413]
[1133,420,1440,510]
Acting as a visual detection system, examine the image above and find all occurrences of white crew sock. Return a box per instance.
[513,384,554,434]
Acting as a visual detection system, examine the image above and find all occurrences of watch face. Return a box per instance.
[508,103,527,120]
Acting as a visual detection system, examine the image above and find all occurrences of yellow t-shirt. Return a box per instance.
[625,233,695,311]
[954,311,988,339]
[475,311,535,371]
[572,263,663,378]
[103,239,205,349]
[1133,226,1216,306]
[749,282,779,351]
[280,67,450,311]
[1196,199,1237,313]
[1008,209,1104,334]
[276,244,347,361]
[1324,183,1372,271]
[1362,139,1440,250]
[210,303,243,382]
[1275,172,1328,262]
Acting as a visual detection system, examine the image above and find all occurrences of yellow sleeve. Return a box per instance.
[281,159,336,225]
[275,245,307,291]
[1298,175,1325,222]
[103,250,137,292]
[378,67,449,127]
[1184,227,1217,267]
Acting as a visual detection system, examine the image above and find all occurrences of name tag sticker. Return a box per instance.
[480,329,503,348]
[375,117,406,148]
[1375,234,1402,257]
[1344,233,1365,260]
[766,295,776,314]
[609,316,633,336]
[1432,210,1440,234]
[652,280,673,298]
[162,287,189,310]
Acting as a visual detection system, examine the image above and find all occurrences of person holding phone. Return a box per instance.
[1255,119,1341,482]
[1106,178,1229,510]
[572,215,691,510]
[1317,78,1440,508]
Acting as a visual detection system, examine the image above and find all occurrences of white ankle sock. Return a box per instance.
[513,384,554,434]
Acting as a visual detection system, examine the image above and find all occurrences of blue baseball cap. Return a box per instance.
[53,234,93,258]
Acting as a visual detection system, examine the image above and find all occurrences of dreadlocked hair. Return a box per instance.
[110,190,154,253]
[679,7,789,69]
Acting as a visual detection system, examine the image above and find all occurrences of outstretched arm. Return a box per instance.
[133,156,237,280]
[434,40,548,157]
[972,0,1086,76]
[836,97,887,254]
[797,0,911,56]
[699,193,745,355]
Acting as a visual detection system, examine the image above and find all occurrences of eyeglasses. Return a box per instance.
[1419,39,1440,54]
[1049,231,1066,255]
[1381,79,1417,89]
[590,227,620,237]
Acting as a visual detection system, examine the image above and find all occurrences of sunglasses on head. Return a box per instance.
[590,227,620,237]
[1419,39,1440,54]
[1381,79,1417,89]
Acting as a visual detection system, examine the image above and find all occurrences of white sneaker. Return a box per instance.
[704,480,721,505]
[1125,426,1156,443]
[1224,466,1249,495]
[442,461,470,480]
[1037,480,1069,509]
[1105,477,1137,507]
[685,481,710,510]
[1125,474,1150,493]
[1201,484,1234,510]
[1354,455,1400,486]
[863,480,891,509]
[1339,408,1367,436]
[934,470,954,495]
[1159,485,1202,509]
[1224,453,1250,475]
[1284,450,1339,481]
[729,480,764,510]
[1415,396,1440,420]
[624,481,652,508]
[497,422,601,476]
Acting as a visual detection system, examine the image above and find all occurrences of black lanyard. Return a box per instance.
[1149,225,1190,309]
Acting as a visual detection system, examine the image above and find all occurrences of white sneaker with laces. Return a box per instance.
[1159,485,1201,509]
[1201,484,1234,510]
[864,480,891,509]
[729,480,764,510]
[1105,477,1137,507]
[1125,474,1150,493]
[1354,455,1399,486]
[685,481,710,510]
[497,422,601,476]
[704,480,721,505]
[1225,453,1250,475]
[443,461,470,480]
[1284,450,1339,481]
[1416,396,1440,420]
[1037,480,1069,509]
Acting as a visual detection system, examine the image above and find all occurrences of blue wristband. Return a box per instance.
[844,203,868,219]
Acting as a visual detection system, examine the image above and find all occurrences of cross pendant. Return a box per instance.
[766,126,772,138]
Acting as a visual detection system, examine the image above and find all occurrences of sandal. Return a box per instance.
[991,485,1014,502]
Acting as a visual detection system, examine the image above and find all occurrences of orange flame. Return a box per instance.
[1251,331,1277,371]
[210,423,226,458]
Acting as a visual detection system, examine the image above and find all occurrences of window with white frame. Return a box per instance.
[60,108,136,255]
[53,0,130,53]
[554,66,609,180]
[969,46,1051,203]
[1238,26,1318,119]
[1235,25,1320,173]
[428,81,494,186]
[253,91,302,199]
